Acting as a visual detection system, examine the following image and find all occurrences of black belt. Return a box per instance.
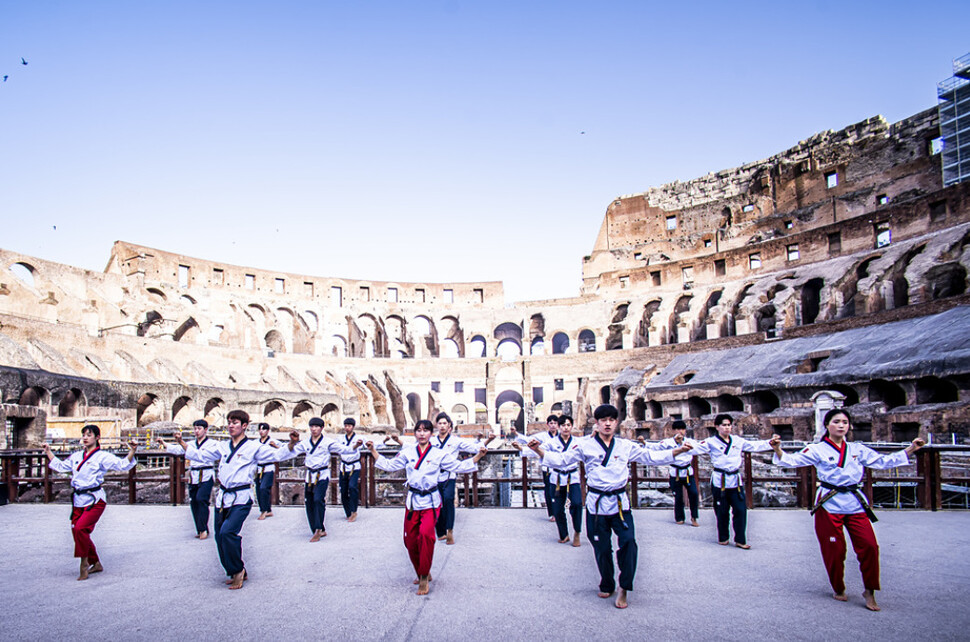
[307,464,330,472]
[813,481,878,522]
[587,486,628,526]
[554,467,578,475]
[408,486,438,497]
[73,484,102,497]
[714,467,740,491]
[219,483,251,493]
[671,463,692,481]
[190,466,214,471]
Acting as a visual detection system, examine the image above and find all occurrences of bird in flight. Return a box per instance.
[2,75,7,82]
[21,57,28,65]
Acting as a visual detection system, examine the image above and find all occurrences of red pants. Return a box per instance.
[404,507,440,577]
[70,501,106,562]
[814,507,880,594]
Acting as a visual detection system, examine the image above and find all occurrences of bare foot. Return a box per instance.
[257,513,268,521]
[88,561,104,574]
[718,541,730,546]
[266,511,273,518]
[309,530,322,543]
[676,520,685,525]
[690,519,700,527]
[615,588,629,609]
[863,590,881,611]
[413,574,433,584]
[833,592,848,602]
[348,512,357,522]
[229,569,246,590]
[735,543,751,550]
[597,591,614,599]
[572,532,581,547]
[558,537,570,543]
[225,570,248,585]
[437,535,447,541]
[78,557,90,581]
[194,533,201,539]
[198,531,208,540]
[417,575,430,595]
[445,530,454,545]
[548,516,556,522]
[321,530,327,537]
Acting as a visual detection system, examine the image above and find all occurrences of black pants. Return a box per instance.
[214,501,251,576]
[542,470,554,516]
[552,482,583,539]
[586,510,637,593]
[188,479,213,535]
[339,469,360,517]
[711,485,747,544]
[256,470,274,513]
[669,475,699,522]
[435,478,457,537]
[304,480,328,532]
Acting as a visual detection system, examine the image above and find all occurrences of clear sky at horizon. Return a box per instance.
[1,1,967,302]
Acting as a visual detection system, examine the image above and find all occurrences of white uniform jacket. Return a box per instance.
[433,432,481,482]
[544,435,583,487]
[185,437,291,509]
[651,437,701,480]
[693,434,773,489]
[166,437,222,484]
[374,444,478,510]
[773,439,911,514]
[542,435,676,515]
[256,436,278,475]
[281,436,359,485]
[48,448,136,508]
[337,432,365,474]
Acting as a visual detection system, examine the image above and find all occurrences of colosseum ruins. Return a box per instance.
[2,100,969,448]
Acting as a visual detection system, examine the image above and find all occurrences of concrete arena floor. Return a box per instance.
[1,504,967,642]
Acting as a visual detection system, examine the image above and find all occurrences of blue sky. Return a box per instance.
[1,1,968,302]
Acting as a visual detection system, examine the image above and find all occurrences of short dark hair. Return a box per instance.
[714,414,733,426]
[435,412,452,427]
[415,419,433,432]
[671,420,687,431]
[343,417,356,427]
[192,419,209,429]
[546,414,559,423]
[593,404,619,420]
[81,424,101,439]
[556,414,574,426]
[308,417,325,427]
[257,422,270,431]
[227,410,249,425]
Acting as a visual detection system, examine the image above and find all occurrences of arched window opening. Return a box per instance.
[552,332,570,354]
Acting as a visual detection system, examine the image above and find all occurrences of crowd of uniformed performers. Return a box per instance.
[44,405,924,610]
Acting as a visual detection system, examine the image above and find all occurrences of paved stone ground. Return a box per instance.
[1,504,967,641]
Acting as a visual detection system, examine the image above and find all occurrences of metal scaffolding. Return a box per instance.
[938,52,970,187]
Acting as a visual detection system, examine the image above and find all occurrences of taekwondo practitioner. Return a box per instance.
[157,419,222,538]
[45,424,137,580]
[432,412,492,544]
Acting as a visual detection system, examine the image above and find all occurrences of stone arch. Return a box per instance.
[551,332,570,354]
[137,310,163,337]
[729,283,756,335]
[600,385,611,405]
[647,400,663,419]
[578,329,596,352]
[495,390,524,431]
[451,404,469,424]
[204,398,227,426]
[607,303,629,350]
[263,400,286,425]
[693,290,723,341]
[469,335,487,358]
[265,329,286,353]
[57,387,86,417]
[385,315,410,358]
[440,316,465,358]
[496,337,522,359]
[292,401,314,427]
[412,315,438,358]
[357,313,387,358]
[494,322,523,357]
[716,394,744,412]
[331,335,348,357]
[172,396,196,424]
[631,398,646,421]
[687,396,712,418]
[915,376,959,404]
[749,390,779,413]
[868,379,906,409]
[321,403,340,429]
[146,287,167,302]
[441,338,461,358]
[173,317,200,342]
[180,294,196,306]
[19,385,49,406]
[756,304,777,337]
[668,295,693,344]
[9,261,36,288]
[926,263,967,300]
[136,393,163,427]
[530,335,545,356]
[828,384,860,406]
[301,310,319,333]
[615,386,629,421]
[636,299,662,347]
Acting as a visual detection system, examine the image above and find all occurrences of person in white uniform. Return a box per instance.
[157,419,222,538]
[432,412,492,544]
[769,408,924,611]
[44,424,137,581]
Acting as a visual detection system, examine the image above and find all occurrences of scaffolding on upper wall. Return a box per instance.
[939,52,970,187]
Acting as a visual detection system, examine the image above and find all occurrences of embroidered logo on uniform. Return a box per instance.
[829,537,837,542]
[592,535,599,541]
[800,447,810,454]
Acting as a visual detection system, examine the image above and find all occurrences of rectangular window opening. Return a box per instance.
[619,275,630,289]
[360,286,370,302]
[749,253,762,270]
[714,259,726,277]
[929,136,944,156]
[473,288,483,303]
[330,286,342,307]
[245,274,255,290]
[877,194,889,206]
[784,220,793,230]
[178,265,190,288]
[388,287,398,303]
[431,381,440,393]
[415,288,426,303]
[212,268,224,285]
[875,223,891,248]
[554,378,564,391]
[929,200,947,221]
[304,281,314,297]
[742,204,755,213]
[665,215,677,231]
[651,271,661,286]
[828,232,842,256]
[532,387,544,404]
[443,289,454,303]
[825,171,838,189]
[786,244,800,262]
[703,239,712,248]
[274,278,285,294]
[454,381,464,393]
